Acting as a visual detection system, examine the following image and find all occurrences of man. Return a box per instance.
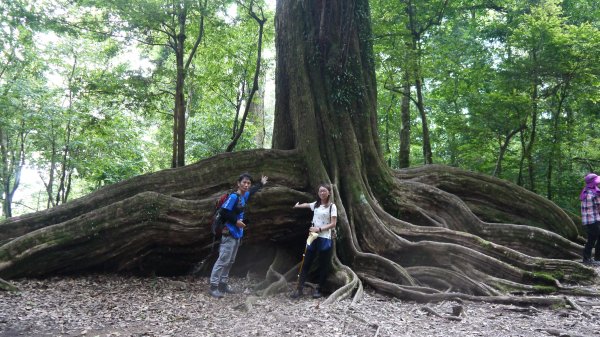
[209,173,268,297]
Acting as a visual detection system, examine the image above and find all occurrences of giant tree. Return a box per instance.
[0,0,597,305]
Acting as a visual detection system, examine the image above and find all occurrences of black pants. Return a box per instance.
[583,222,600,260]
[298,243,332,291]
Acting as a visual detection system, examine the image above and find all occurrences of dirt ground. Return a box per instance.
[1,274,599,337]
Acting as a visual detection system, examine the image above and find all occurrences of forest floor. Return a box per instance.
[1,271,600,337]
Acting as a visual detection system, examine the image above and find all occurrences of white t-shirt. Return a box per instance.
[310,202,338,239]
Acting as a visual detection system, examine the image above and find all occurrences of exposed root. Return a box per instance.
[565,296,592,318]
[394,165,581,240]
[385,178,581,260]
[0,185,308,279]
[535,328,592,337]
[405,266,497,296]
[233,295,258,312]
[503,305,542,314]
[0,149,307,241]
[352,253,417,286]
[0,277,18,291]
[322,256,363,306]
[235,250,295,312]
[379,209,590,282]
[555,286,600,297]
[254,249,291,297]
[347,182,598,297]
[0,192,211,278]
[360,273,573,307]
[421,306,463,321]
[347,313,379,334]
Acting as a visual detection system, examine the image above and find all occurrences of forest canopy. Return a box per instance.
[1,0,599,221]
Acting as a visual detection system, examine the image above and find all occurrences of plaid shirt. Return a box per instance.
[581,189,600,225]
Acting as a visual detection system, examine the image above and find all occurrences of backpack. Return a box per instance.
[211,193,230,239]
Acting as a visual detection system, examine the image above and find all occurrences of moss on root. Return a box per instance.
[532,285,558,294]
[523,271,557,287]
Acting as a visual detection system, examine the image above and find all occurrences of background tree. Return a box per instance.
[0,0,275,217]
[371,0,600,214]
[0,8,46,217]
[64,0,212,168]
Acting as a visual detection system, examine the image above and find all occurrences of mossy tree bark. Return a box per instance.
[0,0,597,305]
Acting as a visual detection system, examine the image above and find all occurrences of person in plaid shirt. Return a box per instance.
[580,173,600,265]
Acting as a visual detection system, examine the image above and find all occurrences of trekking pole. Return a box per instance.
[296,245,308,286]
[296,232,319,289]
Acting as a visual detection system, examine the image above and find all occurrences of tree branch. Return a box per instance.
[184,0,207,72]
[226,3,267,152]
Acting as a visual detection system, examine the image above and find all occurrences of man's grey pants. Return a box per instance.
[210,235,240,286]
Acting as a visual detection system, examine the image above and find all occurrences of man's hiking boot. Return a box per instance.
[312,288,323,299]
[290,288,303,299]
[219,283,239,294]
[209,284,224,298]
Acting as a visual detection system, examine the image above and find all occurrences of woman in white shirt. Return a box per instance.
[291,183,338,298]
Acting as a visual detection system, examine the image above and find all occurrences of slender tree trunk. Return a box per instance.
[227,7,266,152]
[399,72,411,168]
[382,93,394,167]
[56,121,71,205]
[45,136,57,208]
[174,7,187,168]
[251,77,266,148]
[0,123,26,218]
[524,50,539,192]
[229,47,266,149]
[546,86,567,200]
[517,128,526,186]
[493,126,524,178]
[415,75,432,164]
[166,0,205,166]
[404,0,443,166]
[232,77,247,138]
[171,106,178,168]
[0,128,11,218]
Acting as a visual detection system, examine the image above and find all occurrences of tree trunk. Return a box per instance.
[547,86,567,200]
[250,78,266,148]
[492,126,525,178]
[174,7,187,168]
[227,7,266,153]
[0,0,596,306]
[0,123,26,219]
[169,0,206,167]
[524,50,539,192]
[45,135,57,208]
[56,121,71,205]
[399,72,411,168]
[0,128,12,218]
[415,75,432,165]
